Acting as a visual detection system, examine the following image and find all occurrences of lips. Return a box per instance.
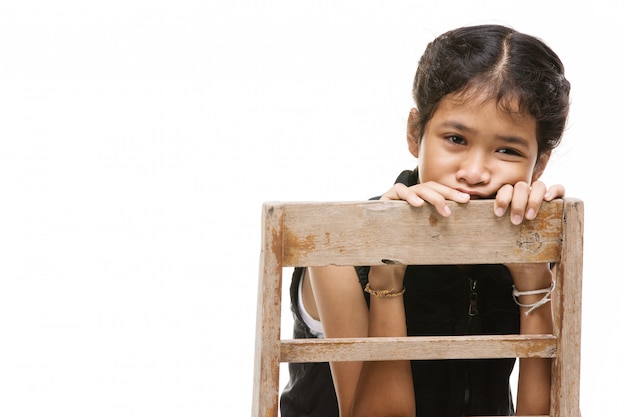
[456,188,496,200]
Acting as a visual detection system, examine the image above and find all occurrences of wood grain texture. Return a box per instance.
[251,204,284,417]
[281,334,557,362]
[550,199,584,417]
[282,199,564,266]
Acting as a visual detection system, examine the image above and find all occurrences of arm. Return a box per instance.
[307,264,415,417]
[383,178,565,416]
[346,181,473,416]
[499,181,563,415]
[351,264,415,417]
[507,263,554,416]
[305,266,369,417]
[308,181,563,416]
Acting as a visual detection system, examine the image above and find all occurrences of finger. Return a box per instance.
[381,183,425,207]
[407,184,452,216]
[412,182,471,217]
[422,182,471,203]
[544,184,565,201]
[494,184,514,217]
[525,181,547,220]
[413,181,470,217]
[509,181,532,225]
[380,183,407,201]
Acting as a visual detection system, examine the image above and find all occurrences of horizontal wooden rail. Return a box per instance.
[280,199,564,267]
[281,334,557,363]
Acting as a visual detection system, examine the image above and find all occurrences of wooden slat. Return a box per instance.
[251,203,284,417]
[550,199,584,417]
[281,334,557,363]
[282,199,564,267]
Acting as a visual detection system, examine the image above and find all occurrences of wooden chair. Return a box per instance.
[252,198,583,417]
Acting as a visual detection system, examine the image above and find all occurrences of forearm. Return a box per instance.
[351,266,415,417]
[509,264,554,415]
[307,266,369,417]
[517,306,553,415]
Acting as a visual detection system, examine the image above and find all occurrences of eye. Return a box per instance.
[446,135,466,145]
[496,148,523,157]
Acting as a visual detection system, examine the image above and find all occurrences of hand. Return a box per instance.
[380,181,470,217]
[494,181,565,225]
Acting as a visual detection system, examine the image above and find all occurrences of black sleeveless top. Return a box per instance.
[280,170,520,416]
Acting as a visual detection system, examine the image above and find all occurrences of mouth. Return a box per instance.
[457,189,496,200]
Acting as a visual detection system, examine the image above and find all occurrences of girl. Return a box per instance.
[280,24,570,417]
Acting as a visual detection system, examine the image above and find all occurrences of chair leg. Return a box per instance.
[252,204,284,417]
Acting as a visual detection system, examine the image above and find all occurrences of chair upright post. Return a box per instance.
[550,199,584,417]
[252,204,284,417]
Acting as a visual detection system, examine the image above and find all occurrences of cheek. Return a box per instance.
[530,154,549,182]
[503,163,535,184]
[417,155,449,183]
[416,158,432,183]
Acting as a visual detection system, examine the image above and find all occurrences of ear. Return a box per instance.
[531,150,552,182]
[407,108,420,158]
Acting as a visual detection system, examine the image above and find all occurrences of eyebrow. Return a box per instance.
[440,121,532,149]
[495,134,532,149]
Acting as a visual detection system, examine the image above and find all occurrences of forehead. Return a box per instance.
[432,91,537,136]
[442,88,529,115]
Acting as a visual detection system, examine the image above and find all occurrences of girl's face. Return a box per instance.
[409,92,549,199]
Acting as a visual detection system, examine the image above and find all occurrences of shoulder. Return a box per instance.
[394,169,418,187]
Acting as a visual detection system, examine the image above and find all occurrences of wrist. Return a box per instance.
[507,263,553,291]
[513,280,554,315]
[368,264,406,291]
[364,282,406,298]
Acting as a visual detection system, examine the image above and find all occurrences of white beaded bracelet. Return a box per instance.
[512,281,555,315]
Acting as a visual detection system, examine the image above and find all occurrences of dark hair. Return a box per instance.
[412,25,570,156]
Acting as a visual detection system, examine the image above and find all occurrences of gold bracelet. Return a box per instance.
[364,282,406,298]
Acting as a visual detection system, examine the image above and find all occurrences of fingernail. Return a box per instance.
[512,215,522,225]
[526,208,535,219]
[443,205,451,216]
[495,207,505,217]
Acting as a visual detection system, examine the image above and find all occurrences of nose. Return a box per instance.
[456,151,490,185]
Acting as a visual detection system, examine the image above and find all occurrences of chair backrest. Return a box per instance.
[252,198,583,417]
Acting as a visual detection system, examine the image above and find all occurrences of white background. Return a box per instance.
[0,1,621,416]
